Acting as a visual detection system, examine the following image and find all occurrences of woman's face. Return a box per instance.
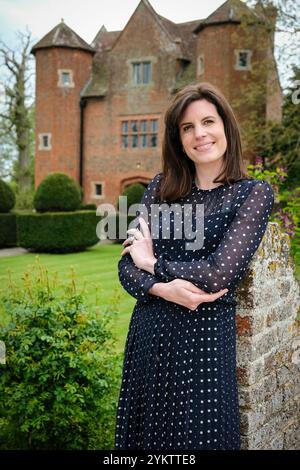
[179,99,227,167]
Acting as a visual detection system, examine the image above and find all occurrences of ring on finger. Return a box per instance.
[127,235,135,245]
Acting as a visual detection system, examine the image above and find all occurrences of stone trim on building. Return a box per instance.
[57,69,75,88]
[38,133,52,150]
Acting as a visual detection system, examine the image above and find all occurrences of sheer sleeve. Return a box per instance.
[118,173,162,302]
[154,180,274,293]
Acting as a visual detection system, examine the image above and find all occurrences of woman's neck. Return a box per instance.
[194,163,224,190]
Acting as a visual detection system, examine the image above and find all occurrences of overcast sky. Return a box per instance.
[0,0,227,47]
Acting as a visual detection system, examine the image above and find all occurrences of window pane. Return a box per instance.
[95,184,102,196]
[122,121,128,133]
[150,134,157,147]
[131,120,138,133]
[151,119,158,132]
[140,120,147,132]
[141,134,147,148]
[122,135,128,148]
[239,52,248,67]
[133,63,141,84]
[43,135,49,147]
[143,62,151,84]
[132,134,138,148]
[62,72,71,85]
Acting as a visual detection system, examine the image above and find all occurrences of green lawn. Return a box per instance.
[1,243,299,355]
[0,243,135,354]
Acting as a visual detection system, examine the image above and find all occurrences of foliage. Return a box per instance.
[0,31,35,191]
[0,261,122,449]
[0,213,17,248]
[0,179,16,213]
[79,203,97,211]
[247,161,300,259]
[17,211,99,253]
[117,183,146,210]
[34,173,81,213]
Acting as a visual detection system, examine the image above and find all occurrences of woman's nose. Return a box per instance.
[194,124,207,138]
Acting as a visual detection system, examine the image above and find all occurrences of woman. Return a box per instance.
[114,82,274,450]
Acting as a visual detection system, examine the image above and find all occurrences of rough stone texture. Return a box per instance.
[236,222,300,450]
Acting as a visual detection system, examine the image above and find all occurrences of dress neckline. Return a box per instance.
[192,180,227,192]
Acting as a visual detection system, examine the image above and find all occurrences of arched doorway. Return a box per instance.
[120,176,150,194]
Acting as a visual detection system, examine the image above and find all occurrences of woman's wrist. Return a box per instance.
[148,282,166,297]
[143,256,157,275]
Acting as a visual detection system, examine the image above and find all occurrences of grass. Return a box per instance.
[0,243,135,354]
[1,242,299,354]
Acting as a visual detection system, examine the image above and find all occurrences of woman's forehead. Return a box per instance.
[180,99,218,121]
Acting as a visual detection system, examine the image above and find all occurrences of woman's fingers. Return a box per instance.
[198,288,228,302]
[138,217,151,239]
[121,246,131,256]
[127,228,143,241]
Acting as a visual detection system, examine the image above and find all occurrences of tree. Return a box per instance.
[259,65,300,187]
[247,0,300,88]
[0,29,35,191]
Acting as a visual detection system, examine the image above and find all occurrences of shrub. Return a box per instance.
[0,180,15,213]
[79,203,97,211]
[0,213,17,248]
[34,173,81,212]
[0,262,122,449]
[117,183,145,210]
[17,211,99,253]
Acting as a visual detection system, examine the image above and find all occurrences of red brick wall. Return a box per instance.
[34,3,281,206]
[82,1,179,205]
[34,47,93,187]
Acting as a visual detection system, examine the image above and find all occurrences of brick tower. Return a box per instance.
[31,20,95,187]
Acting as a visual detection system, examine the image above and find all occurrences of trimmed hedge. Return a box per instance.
[17,211,100,253]
[0,213,17,248]
[34,173,81,213]
[0,180,15,213]
[79,203,97,211]
[103,212,137,244]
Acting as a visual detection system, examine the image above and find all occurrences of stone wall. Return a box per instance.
[236,222,300,450]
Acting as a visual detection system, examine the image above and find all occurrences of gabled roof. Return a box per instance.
[31,20,95,54]
[158,16,202,59]
[194,0,261,33]
[91,26,121,52]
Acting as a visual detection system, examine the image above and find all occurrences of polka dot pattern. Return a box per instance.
[115,173,274,450]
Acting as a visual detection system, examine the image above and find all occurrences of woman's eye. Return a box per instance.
[204,120,214,125]
[183,125,192,132]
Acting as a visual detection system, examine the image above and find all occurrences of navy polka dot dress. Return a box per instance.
[115,173,274,450]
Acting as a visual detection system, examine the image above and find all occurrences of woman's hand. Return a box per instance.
[121,217,157,274]
[148,279,228,311]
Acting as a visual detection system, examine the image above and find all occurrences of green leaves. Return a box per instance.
[0,261,122,449]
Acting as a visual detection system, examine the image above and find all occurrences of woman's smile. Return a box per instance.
[179,99,227,168]
[194,141,215,152]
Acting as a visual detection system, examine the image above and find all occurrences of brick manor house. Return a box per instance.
[31,0,282,205]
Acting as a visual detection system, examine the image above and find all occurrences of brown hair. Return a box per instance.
[158,82,250,201]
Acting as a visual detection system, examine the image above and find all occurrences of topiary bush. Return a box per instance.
[34,173,81,212]
[17,211,100,253]
[0,180,15,213]
[0,261,122,450]
[0,213,17,248]
[117,183,146,210]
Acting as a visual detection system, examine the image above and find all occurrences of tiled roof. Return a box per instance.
[91,26,120,52]
[194,0,261,33]
[31,20,94,54]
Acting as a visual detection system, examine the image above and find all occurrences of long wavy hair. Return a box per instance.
[158,82,250,201]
